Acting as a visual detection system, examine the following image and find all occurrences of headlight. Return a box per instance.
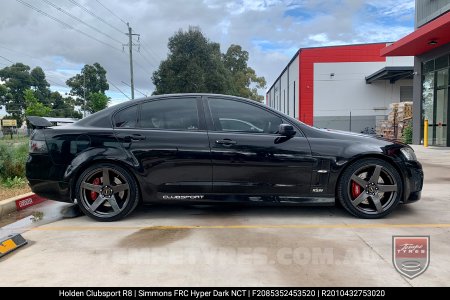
[400,147,417,161]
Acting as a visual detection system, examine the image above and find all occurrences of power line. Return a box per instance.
[67,0,124,34]
[16,0,121,52]
[41,0,123,44]
[0,55,14,63]
[137,51,156,68]
[140,43,162,63]
[0,44,40,61]
[95,0,127,25]
[121,81,148,97]
[108,81,130,100]
[0,53,67,87]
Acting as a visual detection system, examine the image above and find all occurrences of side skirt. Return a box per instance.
[153,193,335,206]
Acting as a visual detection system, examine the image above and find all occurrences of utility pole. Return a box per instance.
[83,72,86,118]
[124,23,140,100]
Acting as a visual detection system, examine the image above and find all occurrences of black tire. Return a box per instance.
[337,158,403,219]
[75,163,139,222]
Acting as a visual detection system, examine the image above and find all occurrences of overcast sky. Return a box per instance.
[0,0,415,114]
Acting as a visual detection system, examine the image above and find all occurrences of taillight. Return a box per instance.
[29,140,48,153]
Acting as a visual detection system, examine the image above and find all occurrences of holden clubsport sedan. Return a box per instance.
[26,94,423,221]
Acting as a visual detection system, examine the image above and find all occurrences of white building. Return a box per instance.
[266,43,414,133]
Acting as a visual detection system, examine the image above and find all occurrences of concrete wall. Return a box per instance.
[288,55,299,119]
[266,54,299,119]
[313,115,377,133]
[313,61,412,132]
[280,67,288,115]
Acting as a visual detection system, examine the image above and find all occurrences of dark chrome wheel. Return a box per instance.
[348,164,398,215]
[76,163,139,221]
[337,158,403,218]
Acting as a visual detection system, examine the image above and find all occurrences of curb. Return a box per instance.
[0,193,47,219]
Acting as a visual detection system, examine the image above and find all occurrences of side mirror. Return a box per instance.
[278,124,296,137]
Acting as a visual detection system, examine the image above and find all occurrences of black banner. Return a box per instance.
[3,287,446,299]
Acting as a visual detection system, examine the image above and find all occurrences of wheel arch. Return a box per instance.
[334,153,405,199]
[69,159,143,204]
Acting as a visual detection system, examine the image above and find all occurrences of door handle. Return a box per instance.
[124,134,146,142]
[216,139,236,146]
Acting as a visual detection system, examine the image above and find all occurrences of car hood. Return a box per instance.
[310,127,405,147]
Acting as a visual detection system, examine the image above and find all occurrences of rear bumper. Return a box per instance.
[26,154,72,203]
[28,179,72,203]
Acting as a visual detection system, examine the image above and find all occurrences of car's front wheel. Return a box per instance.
[75,163,139,221]
[337,158,403,218]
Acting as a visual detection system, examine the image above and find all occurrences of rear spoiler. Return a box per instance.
[27,116,53,129]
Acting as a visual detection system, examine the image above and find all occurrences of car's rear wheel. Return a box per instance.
[75,163,139,221]
[337,158,403,218]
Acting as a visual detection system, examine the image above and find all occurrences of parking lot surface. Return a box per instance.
[0,145,449,287]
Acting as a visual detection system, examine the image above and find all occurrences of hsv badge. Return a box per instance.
[393,236,430,279]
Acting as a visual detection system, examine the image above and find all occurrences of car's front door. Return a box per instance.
[113,96,212,199]
[205,96,313,198]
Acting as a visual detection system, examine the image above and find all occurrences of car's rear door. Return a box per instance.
[204,96,313,198]
[113,96,212,199]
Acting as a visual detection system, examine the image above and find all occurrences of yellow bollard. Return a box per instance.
[424,119,428,147]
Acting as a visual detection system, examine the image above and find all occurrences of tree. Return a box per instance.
[30,67,51,105]
[66,63,109,113]
[48,92,82,119]
[0,63,33,127]
[24,89,51,117]
[152,27,266,101]
[152,27,231,95]
[223,45,266,102]
[86,92,110,113]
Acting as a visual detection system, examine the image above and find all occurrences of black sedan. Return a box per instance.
[26,94,423,221]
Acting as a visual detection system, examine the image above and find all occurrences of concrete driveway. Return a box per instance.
[0,145,449,287]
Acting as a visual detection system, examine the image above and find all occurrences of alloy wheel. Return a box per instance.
[79,167,130,218]
[348,164,398,215]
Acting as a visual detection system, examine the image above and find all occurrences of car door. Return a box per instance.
[113,96,212,199]
[204,96,313,198]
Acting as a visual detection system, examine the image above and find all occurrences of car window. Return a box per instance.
[140,98,199,131]
[209,98,282,134]
[114,105,138,128]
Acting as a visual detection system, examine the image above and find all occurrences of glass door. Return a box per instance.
[435,88,448,146]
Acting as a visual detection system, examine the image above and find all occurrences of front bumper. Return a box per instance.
[400,160,424,203]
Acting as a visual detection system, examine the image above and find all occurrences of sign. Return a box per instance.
[15,194,47,210]
[1,119,17,127]
[393,236,430,279]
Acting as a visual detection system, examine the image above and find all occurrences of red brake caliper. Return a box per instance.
[90,178,101,201]
[351,181,362,199]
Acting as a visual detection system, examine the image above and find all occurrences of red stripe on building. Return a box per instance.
[298,43,387,125]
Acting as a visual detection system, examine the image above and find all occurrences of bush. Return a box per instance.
[403,123,413,144]
[1,176,27,188]
[0,143,29,180]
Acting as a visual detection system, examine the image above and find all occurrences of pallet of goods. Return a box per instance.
[376,102,412,141]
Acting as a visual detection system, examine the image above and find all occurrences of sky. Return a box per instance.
[0,0,415,115]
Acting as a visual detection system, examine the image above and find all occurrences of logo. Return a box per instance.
[162,195,204,200]
[393,236,430,279]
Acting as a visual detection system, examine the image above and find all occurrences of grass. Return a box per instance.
[0,135,29,146]
[0,183,31,201]
[0,136,31,201]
